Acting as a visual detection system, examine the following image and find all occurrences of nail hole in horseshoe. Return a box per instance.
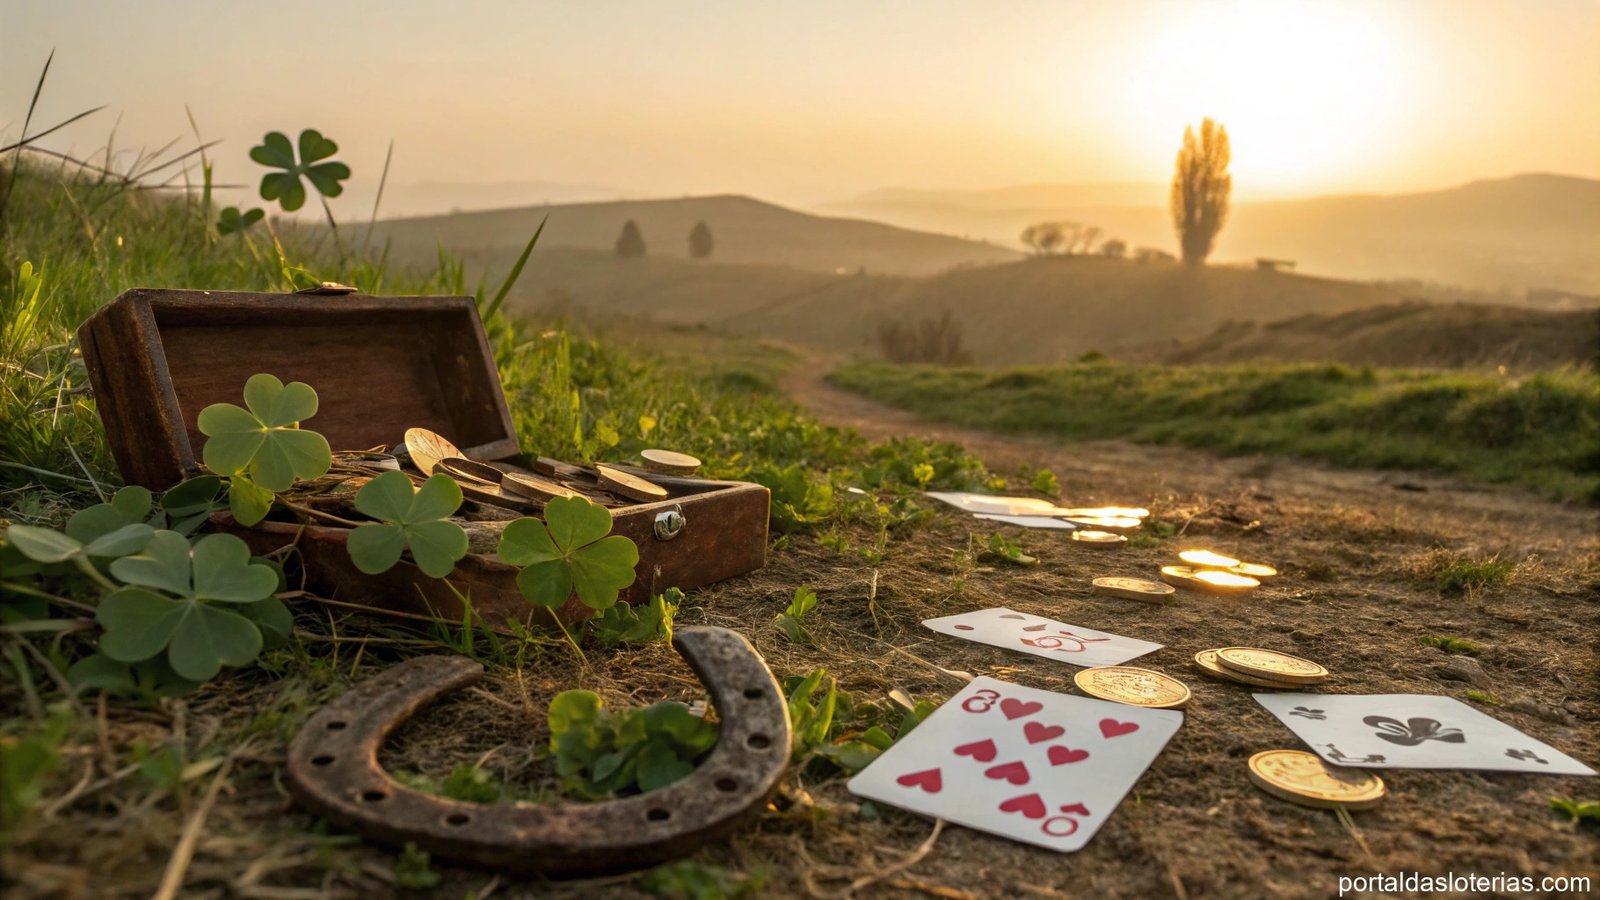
[445,813,470,826]
[311,755,335,766]
[746,733,771,750]
[714,777,738,792]
[646,808,671,822]
[743,687,763,700]
[326,721,347,731]
[361,790,387,802]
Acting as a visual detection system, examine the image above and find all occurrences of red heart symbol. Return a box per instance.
[1023,722,1065,744]
[998,792,1047,819]
[1022,624,1047,632]
[1099,718,1140,739]
[896,768,942,793]
[1000,698,1044,720]
[953,738,998,762]
[984,760,1031,785]
[954,624,975,630]
[1048,745,1090,765]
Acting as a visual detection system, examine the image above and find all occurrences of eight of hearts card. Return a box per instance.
[847,676,1183,852]
[1254,693,1596,776]
[923,607,1163,668]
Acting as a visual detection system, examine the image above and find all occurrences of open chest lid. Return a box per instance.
[78,288,519,490]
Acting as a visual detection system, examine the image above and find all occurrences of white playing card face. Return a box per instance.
[848,676,1182,852]
[973,513,1080,530]
[924,607,1163,667]
[1254,693,1596,776]
[925,492,1074,517]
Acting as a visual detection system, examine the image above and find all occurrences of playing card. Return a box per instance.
[924,607,1163,667]
[848,676,1183,852]
[973,513,1080,530]
[925,492,1076,517]
[1254,693,1596,776]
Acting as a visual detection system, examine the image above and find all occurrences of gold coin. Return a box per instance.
[1247,750,1386,810]
[1192,650,1299,688]
[1230,562,1278,580]
[640,448,703,476]
[1160,565,1260,595]
[1092,576,1175,602]
[437,457,503,486]
[1178,549,1241,569]
[1073,666,1191,709]
[501,471,582,503]
[1064,516,1142,533]
[1073,530,1128,546]
[595,464,670,502]
[1215,647,1329,684]
[404,427,462,476]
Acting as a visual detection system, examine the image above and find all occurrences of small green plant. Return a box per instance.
[396,764,504,803]
[1433,556,1515,595]
[347,471,469,578]
[591,587,681,647]
[498,496,640,610]
[1550,796,1600,826]
[639,860,768,899]
[774,586,818,645]
[750,464,833,532]
[249,129,350,213]
[546,690,718,798]
[392,842,441,890]
[1465,690,1499,706]
[1028,466,1061,498]
[982,533,1038,566]
[0,717,66,826]
[1420,635,1482,656]
[215,206,263,235]
[783,668,934,773]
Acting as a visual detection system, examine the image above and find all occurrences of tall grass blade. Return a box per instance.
[483,216,546,320]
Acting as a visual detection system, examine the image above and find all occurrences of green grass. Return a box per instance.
[831,360,1600,502]
[1431,556,1517,595]
[1419,635,1483,655]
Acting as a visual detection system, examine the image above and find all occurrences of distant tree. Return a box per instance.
[1170,118,1232,267]
[615,219,647,259]
[1021,222,1068,256]
[688,220,713,259]
[1072,225,1103,255]
[1100,238,1127,259]
[1134,246,1176,264]
[876,309,972,365]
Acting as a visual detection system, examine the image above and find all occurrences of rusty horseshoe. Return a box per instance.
[285,626,790,875]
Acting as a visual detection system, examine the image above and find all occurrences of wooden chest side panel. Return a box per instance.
[613,484,770,603]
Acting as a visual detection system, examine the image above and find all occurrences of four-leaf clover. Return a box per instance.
[197,373,331,492]
[498,496,639,609]
[97,531,285,682]
[346,471,469,578]
[249,129,350,213]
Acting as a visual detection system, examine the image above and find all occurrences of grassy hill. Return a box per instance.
[1117,302,1600,371]
[362,194,1021,277]
[824,173,1600,294]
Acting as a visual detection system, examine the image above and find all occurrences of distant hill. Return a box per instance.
[1114,303,1600,370]
[363,194,1021,277]
[823,173,1600,294]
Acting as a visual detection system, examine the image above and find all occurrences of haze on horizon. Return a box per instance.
[4,0,1597,216]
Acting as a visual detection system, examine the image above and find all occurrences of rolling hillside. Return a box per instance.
[362,194,1021,277]
[823,173,1600,294]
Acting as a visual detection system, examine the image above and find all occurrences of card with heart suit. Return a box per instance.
[847,676,1183,852]
[1254,693,1596,776]
[923,607,1162,668]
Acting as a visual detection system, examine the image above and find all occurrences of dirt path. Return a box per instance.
[770,360,1600,897]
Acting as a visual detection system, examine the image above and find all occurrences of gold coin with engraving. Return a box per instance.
[1247,750,1386,810]
[1178,549,1241,569]
[404,428,462,476]
[1160,565,1260,596]
[595,464,670,502]
[1230,561,1278,580]
[1215,647,1329,684]
[640,448,703,476]
[1092,576,1175,603]
[1073,666,1191,709]
[1072,529,1128,546]
[1192,650,1298,688]
[501,471,582,503]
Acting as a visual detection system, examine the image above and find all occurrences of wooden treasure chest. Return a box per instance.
[77,288,770,627]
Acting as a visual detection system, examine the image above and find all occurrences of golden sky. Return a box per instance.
[4,0,1597,209]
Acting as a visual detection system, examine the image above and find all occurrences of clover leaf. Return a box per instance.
[97,531,283,682]
[346,471,469,578]
[158,476,227,535]
[498,495,639,610]
[216,206,264,235]
[197,373,331,492]
[7,518,153,564]
[249,129,350,213]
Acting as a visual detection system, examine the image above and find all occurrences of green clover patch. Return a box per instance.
[197,373,331,492]
[250,129,350,213]
[346,471,469,578]
[216,206,264,235]
[498,495,638,610]
[97,531,284,682]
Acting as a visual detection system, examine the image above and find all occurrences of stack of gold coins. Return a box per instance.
[1176,549,1279,581]
[1192,647,1329,689]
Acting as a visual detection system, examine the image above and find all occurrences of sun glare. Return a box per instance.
[1111,2,1417,193]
